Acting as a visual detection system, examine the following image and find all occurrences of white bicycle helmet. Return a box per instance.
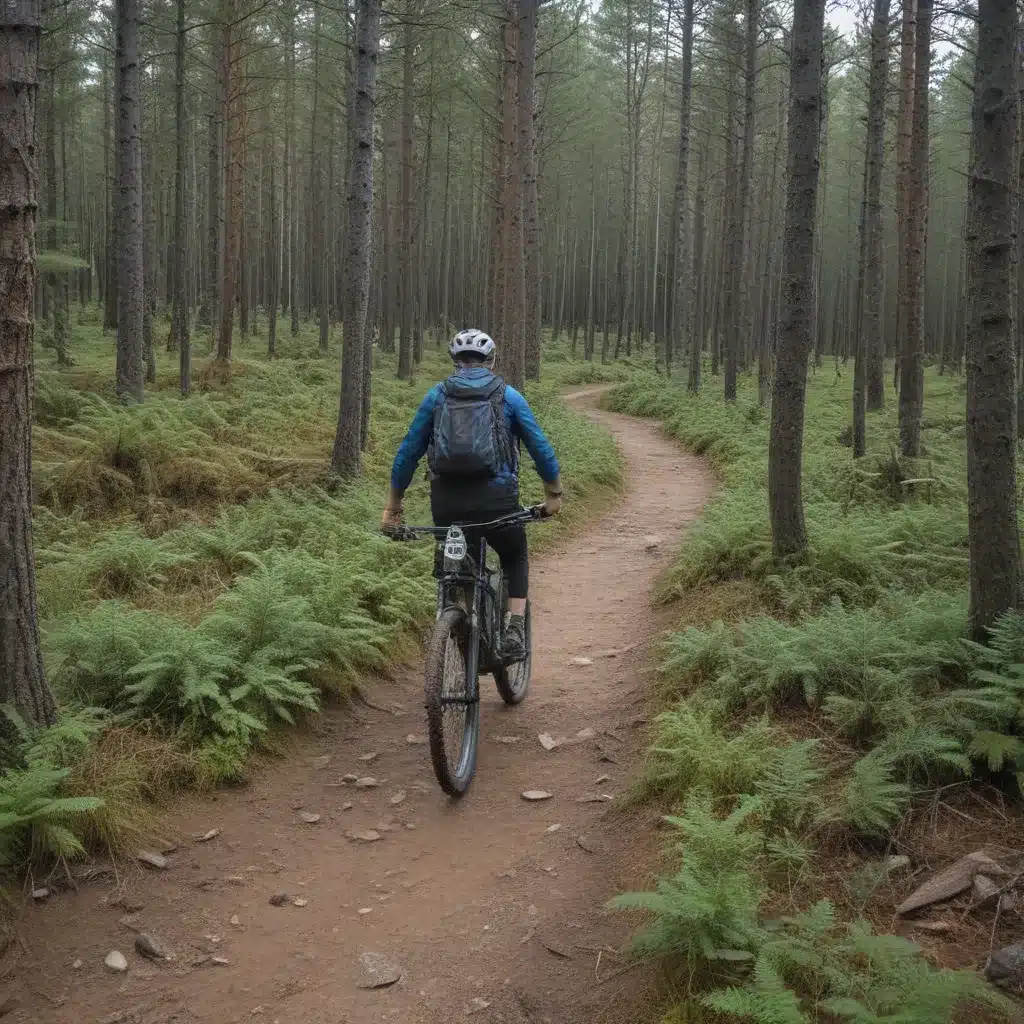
[449,328,496,360]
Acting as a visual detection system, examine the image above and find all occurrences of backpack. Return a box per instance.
[428,375,514,479]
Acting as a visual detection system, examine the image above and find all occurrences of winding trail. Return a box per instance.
[3,391,715,1024]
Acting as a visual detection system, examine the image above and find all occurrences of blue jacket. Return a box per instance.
[391,367,560,498]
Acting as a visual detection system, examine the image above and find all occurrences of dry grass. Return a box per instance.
[63,725,194,857]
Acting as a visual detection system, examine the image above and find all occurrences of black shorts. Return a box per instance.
[431,490,529,599]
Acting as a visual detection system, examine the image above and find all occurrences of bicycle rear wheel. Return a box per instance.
[424,606,479,796]
[493,581,532,705]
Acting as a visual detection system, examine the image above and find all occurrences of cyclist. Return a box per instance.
[382,329,563,661]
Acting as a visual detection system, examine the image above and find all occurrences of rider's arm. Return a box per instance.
[388,386,441,508]
[506,387,561,488]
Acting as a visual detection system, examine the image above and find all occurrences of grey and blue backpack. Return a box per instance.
[428,376,515,479]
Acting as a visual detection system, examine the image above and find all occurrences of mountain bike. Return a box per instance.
[387,505,547,796]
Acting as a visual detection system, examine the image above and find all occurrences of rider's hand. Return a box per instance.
[381,505,404,534]
[542,477,563,518]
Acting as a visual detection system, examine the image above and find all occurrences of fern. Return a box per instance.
[968,730,1024,772]
[832,751,911,836]
[644,707,823,831]
[0,709,105,866]
[696,903,1017,1024]
[610,795,765,964]
[704,958,808,1023]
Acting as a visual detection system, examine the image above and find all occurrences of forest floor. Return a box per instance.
[2,388,716,1024]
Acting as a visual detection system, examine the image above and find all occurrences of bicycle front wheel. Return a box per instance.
[424,606,479,796]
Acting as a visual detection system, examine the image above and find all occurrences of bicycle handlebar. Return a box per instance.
[384,504,548,542]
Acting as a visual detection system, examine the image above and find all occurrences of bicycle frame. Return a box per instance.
[435,535,503,694]
[389,505,543,696]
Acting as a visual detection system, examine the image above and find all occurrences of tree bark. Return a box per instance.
[216,0,239,364]
[268,136,279,358]
[102,50,118,332]
[0,0,58,726]
[767,0,826,558]
[863,0,890,415]
[898,0,931,456]
[966,0,1021,636]
[333,0,382,476]
[519,0,541,380]
[854,0,891,452]
[397,3,415,380]
[670,0,694,382]
[497,0,525,389]
[171,0,189,391]
[688,136,706,393]
[114,0,145,402]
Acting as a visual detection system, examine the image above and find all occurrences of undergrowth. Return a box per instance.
[609,366,1024,1020]
[3,315,623,877]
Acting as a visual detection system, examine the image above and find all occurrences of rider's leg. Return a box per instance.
[487,525,529,659]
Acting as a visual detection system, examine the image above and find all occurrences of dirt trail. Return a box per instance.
[3,391,715,1024]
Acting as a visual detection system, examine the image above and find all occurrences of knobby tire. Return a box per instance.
[424,606,479,796]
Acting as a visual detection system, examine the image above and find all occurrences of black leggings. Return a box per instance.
[431,495,529,599]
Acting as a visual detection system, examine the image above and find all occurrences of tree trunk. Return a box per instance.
[768,0,826,558]
[172,0,189,392]
[114,0,145,402]
[200,19,223,333]
[519,0,541,380]
[397,4,415,380]
[863,0,890,414]
[585,159,597,360]
[103,51,118,332]
[268,138,279,358]
[854,0,891,451]
[670,0,694,381]
[497,0,525,389]
[0,0,58,726]
[894,0,917,428]
[689,137,706,393]
[898,0,931,456]
[285,5,297,336]
[333,0,381,476]
[966,0,1021,636]
[216,0,239,364]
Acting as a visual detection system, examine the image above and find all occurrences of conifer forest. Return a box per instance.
[4,0,1024,1017]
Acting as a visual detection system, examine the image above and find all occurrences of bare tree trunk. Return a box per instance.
[268,135,279,358]
[721,74,739,396]
[854,0,891,452]
[216,0,240,364]
[670,0,694,380]
[894,0,916,404]
[863,0,890,413]
[170,0,190,390]
[689,137,706,393]
[0,0,58,726]
[286,6,297,336]
[103,51,118,332]
[768,0,826,558]
[333,0,382,476]
[397,4,415,380]
[519,0,541,379]
[114,0,145,402]
[966,0,1021,636]
[497,0,525,389]
[585,158,597,360]
[898,0,931,456]
[200,20,222,333]
[142,127,156,384]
